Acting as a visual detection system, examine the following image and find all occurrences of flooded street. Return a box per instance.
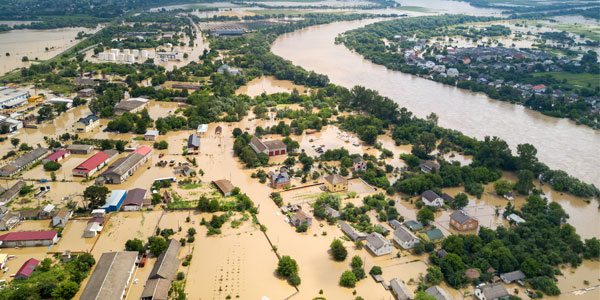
[271,19,600,187]
[235,76,308,97]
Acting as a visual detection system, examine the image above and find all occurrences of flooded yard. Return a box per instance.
[52,220,97,253]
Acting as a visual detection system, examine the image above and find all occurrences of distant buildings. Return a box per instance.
[80,251,138,300]
[249,137,286,157]
[74,115,100,133]
[0,87,29,109]
[366,232,392,256]
[0,230,58,248]
[0,148,48,177]
[324,174,348,192]
[450,210,479,231]
[114,98,148,115]
[67,144,94,154]
[217,64,242,75]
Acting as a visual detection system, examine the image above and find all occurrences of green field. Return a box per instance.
[533,72,600,90]
[395,6,434,13]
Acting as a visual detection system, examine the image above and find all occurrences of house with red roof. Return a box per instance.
[0,230,58,248]
[72,150,117,177]
[15,258,39,280]
[531,84,547,93]
[42,149,69,164]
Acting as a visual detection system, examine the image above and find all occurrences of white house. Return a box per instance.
[475,283,509,300]
[422,190,444,208]
[365,232,392,256]
[392,226,420,249]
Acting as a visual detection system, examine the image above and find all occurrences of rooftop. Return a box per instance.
[80,251,138,300]
[324,174,347,185]
[450,210,476,225]
[366,232,389,250]
[44,149,68,161]
[0,230,57,242]
[73,151,111,173]
[122,188,146,206]
[213,179,235,195]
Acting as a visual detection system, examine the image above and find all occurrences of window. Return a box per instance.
[469,223,473,228]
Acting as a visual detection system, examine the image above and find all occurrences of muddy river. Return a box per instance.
[271,19,600,187]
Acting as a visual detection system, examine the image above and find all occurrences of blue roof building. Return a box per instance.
[77,115,99,126]
[102,190,127,212]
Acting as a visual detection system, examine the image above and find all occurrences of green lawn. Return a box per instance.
[533,72,600,90]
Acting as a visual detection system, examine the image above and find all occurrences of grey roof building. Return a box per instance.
[187,134,200,150]
[390,278,414,300]
[404,220,423,231]
[339,221,367,241]
[0,148,48,177]
[425,286,453,300]
[0,180,25,205]
[500,270,526,284]
[475,283,509,300]
[80,251,138,300]
[66,144,94,154]
[323,205,340,219]
[141,239,181,300]
[366,232,392,256]
[393,225,420,250]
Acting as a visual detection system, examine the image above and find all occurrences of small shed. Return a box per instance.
[213,179,235,196]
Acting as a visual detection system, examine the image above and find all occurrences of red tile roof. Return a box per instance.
[134,146,152,156]
[16,258,39,278]
[0,230,57,242]
[73,152,110,173]
[532,84,547,91]
[45,149,68,161]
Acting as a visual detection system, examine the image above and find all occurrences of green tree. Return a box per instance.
[517,143,537,171]
[494,179,514,196]
[453,193,468,209]
[425,266,444,285]
[83,186,110,209]
[515,169,534,195]
[10,138,20,148]
[369,265,382,275]
[330,238,348,261]
[125,238,145,253]
[339,270,357,287]
[51,280,79,300]
[43,161,61,171]
[276,256,298,277]
[417,207,434,225]
[148,236,168,256]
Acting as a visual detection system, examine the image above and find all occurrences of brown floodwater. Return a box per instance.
[271,19,600,187]
[235,76,308,97]
[0,26,101,75]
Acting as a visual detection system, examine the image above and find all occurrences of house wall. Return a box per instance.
[122,204,141,211]
[325,182,348,192]
[450,219,479,231]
